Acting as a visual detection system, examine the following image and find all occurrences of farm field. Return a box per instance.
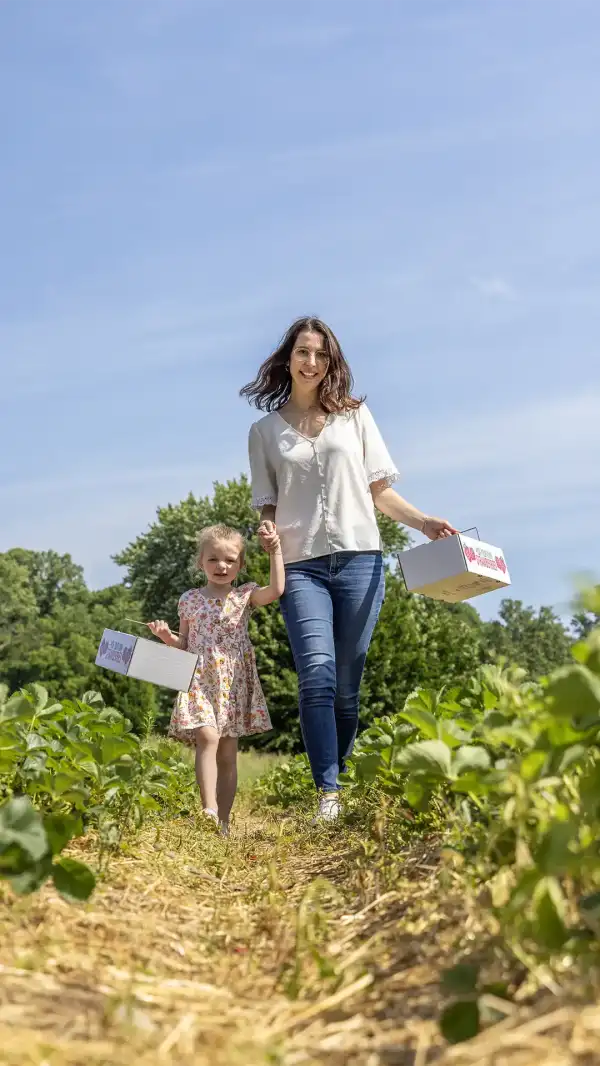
[4,794,600,1066]
[3,613,600,1066]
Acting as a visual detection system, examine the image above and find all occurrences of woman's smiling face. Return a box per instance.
[288,330,330,397]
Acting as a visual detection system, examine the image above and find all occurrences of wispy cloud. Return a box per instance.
[405,388,600,481]
[471,276,517,300]
[252,23,353,49]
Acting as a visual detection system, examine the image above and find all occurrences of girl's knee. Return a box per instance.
[196,727,219,750]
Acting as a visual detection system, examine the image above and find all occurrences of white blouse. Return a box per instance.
[248,404,400,565]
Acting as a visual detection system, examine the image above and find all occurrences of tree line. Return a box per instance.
[1,476,596,748]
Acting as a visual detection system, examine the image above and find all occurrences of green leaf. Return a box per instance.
[507,868,542,911]
[544,719,596,746]
[354,753,382,782]
[394,740,452,778]
[0,797,48,861]
[483,687,498,710]
[368,734,394,751]
[26,732,47,751]
[440,1000,480,1044]
[81,690,104,707]
[546,665,600,722]
[451,772,490,796]
[520,750,547,781]
[535,822,574,876]
[52,857,96,901]
[0,842,31,874]
[441,963,479,995]
[399,707,439,740]
[533,879,568,949]
[43,813,81,856]
[439,721,473,750]
[101,736,137,763]
[52,771,82,795]
[8,861,52,895]
[452,746,490,778]
[404,775,428,809]
[2,694,34,720]
[558,744,588,774]
[28,683,49,709]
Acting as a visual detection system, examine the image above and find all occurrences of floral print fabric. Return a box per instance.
[168,584,272,744]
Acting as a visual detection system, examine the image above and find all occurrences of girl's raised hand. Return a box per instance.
[148,619,173,642]
[258,521,280,553]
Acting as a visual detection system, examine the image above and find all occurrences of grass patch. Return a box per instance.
[144,734,285,791]
[2,800,600,1065]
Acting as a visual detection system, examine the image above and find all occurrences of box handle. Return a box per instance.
[460,526,480,540]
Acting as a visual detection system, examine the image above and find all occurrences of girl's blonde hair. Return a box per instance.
[195,524,246,570]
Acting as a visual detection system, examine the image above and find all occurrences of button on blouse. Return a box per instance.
[248,404,399,565]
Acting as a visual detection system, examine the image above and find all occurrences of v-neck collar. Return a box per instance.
[275,411,332,443]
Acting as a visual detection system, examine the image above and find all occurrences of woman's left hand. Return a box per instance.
[422,516,458,540]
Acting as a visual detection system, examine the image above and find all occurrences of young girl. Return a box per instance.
[149,523,284,834]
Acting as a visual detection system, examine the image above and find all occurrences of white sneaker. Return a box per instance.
[312,794,341,825]
[201,808,219,831]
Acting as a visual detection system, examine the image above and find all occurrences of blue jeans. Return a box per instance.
[280,551,385,792]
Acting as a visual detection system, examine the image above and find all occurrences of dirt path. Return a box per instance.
[0,807,597,1066]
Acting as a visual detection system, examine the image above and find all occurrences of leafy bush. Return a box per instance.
[347,612,600,970]
[256,592,600,1039]
[0,683,196,898]
[252,754,314,808]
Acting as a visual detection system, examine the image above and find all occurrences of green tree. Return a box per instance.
[5,548,87,614]
[0,551,158,732]
[481,599,572,678]
[571,584,600,639]
[361,572,484,721]
[0,554,38,649]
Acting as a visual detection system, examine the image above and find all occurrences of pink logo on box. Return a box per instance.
[463,542,507,574]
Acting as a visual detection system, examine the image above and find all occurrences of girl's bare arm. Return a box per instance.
[251,542,285,607]
[148,618,190,650]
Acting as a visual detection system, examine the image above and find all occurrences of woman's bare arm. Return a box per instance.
[260,504,277,525]
[370,482,457,540]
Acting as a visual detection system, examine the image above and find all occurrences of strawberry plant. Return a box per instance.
[0,683,197,897]
[256,591,600,1042]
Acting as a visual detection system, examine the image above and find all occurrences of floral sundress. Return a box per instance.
[168,584,272,744]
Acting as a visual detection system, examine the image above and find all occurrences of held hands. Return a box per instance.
[257,520,282,555]
[422,517,459,541]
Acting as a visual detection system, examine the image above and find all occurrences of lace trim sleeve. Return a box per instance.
[252,494,277,509]
[367,468,400,488]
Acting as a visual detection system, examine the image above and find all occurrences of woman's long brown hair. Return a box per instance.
[240,316,363,413]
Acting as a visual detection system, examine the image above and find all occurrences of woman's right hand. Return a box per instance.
[148,620,173,643]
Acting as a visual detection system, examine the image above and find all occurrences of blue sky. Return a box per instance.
[1,0,599,621]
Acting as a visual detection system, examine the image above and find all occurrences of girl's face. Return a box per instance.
[289,330,330,398]
[200,538,243,586]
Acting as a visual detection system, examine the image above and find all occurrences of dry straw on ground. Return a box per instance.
[1,807,599,1066]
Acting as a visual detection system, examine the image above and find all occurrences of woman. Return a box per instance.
[241,317,457,823]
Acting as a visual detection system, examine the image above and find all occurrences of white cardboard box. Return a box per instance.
[96,629,198,692]
[397,534,511,603]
